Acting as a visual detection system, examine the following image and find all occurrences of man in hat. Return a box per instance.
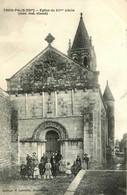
[76,155,81,166]
[83,153,89,169]
[41,153,48,165]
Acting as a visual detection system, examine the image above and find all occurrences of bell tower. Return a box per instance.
[68,13,97,71]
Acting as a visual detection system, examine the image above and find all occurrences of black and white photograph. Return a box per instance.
[0,0,127,194]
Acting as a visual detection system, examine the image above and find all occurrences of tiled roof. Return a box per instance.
[103,82,115,101]
[71,13,90,50]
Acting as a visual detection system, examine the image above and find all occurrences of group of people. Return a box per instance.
[20,151,89,179]
[71,154,89,176]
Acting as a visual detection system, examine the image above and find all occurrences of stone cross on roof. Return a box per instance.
[45,33,55,45]
[80,12,83,20]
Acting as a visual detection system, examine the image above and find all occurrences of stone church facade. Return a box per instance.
[5,13,115,167]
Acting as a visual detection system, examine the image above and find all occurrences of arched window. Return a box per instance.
[84,56,87,66]
[73,57,78,61]
[72,54,78,61]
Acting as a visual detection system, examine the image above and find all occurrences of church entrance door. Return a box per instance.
[46,130,60,159]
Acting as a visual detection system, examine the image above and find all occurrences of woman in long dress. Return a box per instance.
[44,159,53,179]
[33,164,39,179]
[66,162,71,177]
[59,156,66,174]
[71,161,79,176]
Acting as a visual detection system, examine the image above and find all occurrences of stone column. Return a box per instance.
[93,110,97,159]
[18,142,21,165]
[96,103,101,166]
[37,143,42,162]
[71,89,74,115]
[42,92,45,117]
[83,113,90,155]
[60,141,65,157]
[25,93,28,118]
[64,141,68,161]
[55,91,58,116]
[99,104,102,165]
[42,142,46,155]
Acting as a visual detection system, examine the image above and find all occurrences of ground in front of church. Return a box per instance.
[0,170,126,195]
[75,170,126,195]
[0,175,73,195]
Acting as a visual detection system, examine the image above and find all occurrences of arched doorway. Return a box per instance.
[46,130,60,159]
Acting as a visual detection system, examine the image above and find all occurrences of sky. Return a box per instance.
[0,0,127,140]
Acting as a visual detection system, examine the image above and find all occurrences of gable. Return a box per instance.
[7,46,98,93]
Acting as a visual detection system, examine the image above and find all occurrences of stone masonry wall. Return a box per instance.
[10,88,107,166]
[0,89,11,176]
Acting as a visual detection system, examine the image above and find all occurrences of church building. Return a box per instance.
[6,13,115,167]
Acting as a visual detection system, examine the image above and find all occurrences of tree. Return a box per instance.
[119,133,127,152]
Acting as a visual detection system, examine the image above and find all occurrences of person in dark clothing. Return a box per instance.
[41,153,48,165]
[26,154,32,165]
[51,159,57,178]
[50,153,56,165]
[83,153,89,169]
[54,150,62,163]
[39,159,45,179]
[71,161,79,176]
[75,155,82,171]
[20,161,27,179]
[76,155,81,166]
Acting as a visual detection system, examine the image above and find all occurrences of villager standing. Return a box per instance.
[44,159,53,179]
[26,154,32,165]
[51,159,57,178]
[41,153,48,165]
[71,161,79,177]
[50,153,56,165]
[39,159,45,179]
[20,161,26,179]
[83,153,89,169]
[27,158,34,179]
[76,155,82,170]
[55,150,62,163]
[59,156,66,174]
[33,164,39,179]
[76,155,81,166]
[66,162,72,177]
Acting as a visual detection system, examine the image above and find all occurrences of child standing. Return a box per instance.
[51,159,57,178]
[20,161,26,179]
[33,164,39,179]
[44,159,53,179]
[39,159,45,179]
[59,156,66,174]
[66,162,71,177]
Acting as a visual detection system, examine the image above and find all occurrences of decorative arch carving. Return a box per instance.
[32,121,68,140]
[71,53,78,61]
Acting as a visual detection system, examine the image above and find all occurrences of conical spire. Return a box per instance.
[103,81,115,101]
[71,13,90,50]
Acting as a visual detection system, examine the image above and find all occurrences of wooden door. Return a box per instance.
[46,130,60,159]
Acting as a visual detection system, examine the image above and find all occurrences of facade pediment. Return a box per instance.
[7,46,98,93]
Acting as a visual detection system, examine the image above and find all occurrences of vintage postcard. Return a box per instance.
[0,0,126,194]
